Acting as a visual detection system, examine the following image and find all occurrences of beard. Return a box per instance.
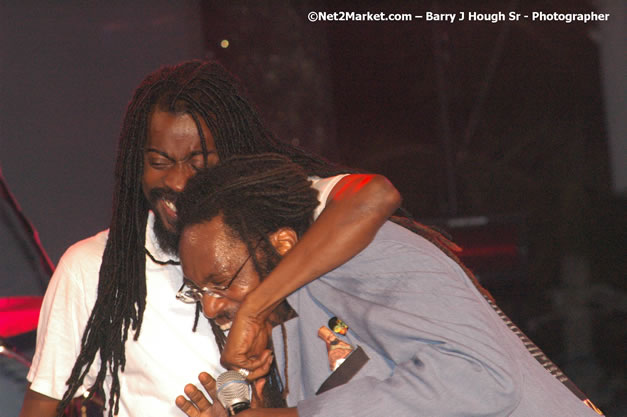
[152,213,179,256]
[148,187,180,256]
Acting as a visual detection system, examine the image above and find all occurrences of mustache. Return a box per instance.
[148,188,179,204]
[207,309,236,328]
[216,311,234,323]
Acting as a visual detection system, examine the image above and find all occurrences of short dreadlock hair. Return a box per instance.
[175,153,495,407]
[58,61,349,416]
[177,153,319,242]
[176,153,322,407]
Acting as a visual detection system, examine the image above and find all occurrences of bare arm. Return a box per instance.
[221,173,401,374]
[240,408,298,417]
[19,386,60,417]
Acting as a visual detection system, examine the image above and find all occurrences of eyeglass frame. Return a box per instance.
[176,243,257,303]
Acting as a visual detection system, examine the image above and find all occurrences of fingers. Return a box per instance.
[243,349,274,381]
[175,376,217,417]
[185,382,213,411]
[254,378,267,397]
[198,372,217,399]
[251,377,267,408]
[220,313,270,371]
[176,392,200,417]
[223,348,273,381]
[221,338,268,368]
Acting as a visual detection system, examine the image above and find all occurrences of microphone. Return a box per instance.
[216,370,251,415]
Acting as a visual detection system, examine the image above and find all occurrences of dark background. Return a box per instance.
[1,1,625,416]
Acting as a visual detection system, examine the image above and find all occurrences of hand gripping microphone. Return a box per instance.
[216,370,252,415]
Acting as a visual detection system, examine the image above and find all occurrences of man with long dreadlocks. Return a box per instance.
[173,154,603,417]
[19,61,402,417]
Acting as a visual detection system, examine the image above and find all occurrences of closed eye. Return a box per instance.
[182,277,201,289]
[149,160,174,169]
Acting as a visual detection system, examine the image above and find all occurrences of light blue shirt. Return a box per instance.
[272,222,601,417]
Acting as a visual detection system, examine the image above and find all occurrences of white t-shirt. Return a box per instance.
[27,174,348,417]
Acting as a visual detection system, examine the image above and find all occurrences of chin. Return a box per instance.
[152,213,180,255]
[156,210,177,232]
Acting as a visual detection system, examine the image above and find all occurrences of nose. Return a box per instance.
[164,163,195,193]
[201,294,228,319]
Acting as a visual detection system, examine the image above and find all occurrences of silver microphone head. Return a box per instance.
[216,370,252,415]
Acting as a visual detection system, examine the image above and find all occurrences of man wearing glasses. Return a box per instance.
[172,154,603,417]
[20,61,401,417]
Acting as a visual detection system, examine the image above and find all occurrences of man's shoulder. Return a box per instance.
[59,229,110,265]
[341,220,461,274]
[369,221,440,254]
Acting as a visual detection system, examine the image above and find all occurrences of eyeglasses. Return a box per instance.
[176,252,253,303]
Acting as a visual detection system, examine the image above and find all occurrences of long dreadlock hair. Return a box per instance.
[58,61,350,416]
[175,153,495,407]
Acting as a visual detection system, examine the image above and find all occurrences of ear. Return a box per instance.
[268,227,298,256]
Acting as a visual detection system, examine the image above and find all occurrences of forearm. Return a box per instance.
[243,174,401,317]
[241,407,298,417]
[19,387,60,417]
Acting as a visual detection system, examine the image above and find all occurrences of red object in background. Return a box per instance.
[452,221,523,273]
[425,215,527,285]
[0,296,43,337]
